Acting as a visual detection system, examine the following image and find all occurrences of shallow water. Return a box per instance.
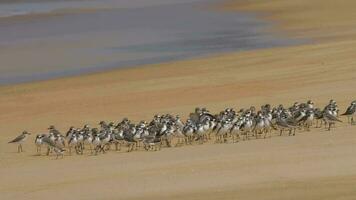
[0,0,301,84]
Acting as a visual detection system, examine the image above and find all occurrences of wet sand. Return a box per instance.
[1,0,356,199]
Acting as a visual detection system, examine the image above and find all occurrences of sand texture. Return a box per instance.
[1,0,356,199]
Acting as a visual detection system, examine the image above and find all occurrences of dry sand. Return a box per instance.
[1,0,356,199]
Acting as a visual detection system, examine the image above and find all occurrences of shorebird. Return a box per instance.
[306,100,314,109]
[216,120,231,143]
[123,127,137,152]
[35,134,45,154]
[323,107,342,131]
[298,109,315,131]
[195,123,206,144]
[39,134,65,159]
[65,126,75,140]
[160,123,175,147]
[40,135,65,158]
[240,116,254,140]
[76,128,84,154]
[53,147,66,159]
[111,128,125,151]
[175,115,184,129]
[99,121,109,130]
[55,134,66,149]
[8,131,31,153]
[92,132,102,155]
[275,116,297,136]
[341,101,356,124]
[293,109,306,122]
[182,123,195,144]
[67,133,79,155]
[99,130,111,150]
[173,124,185,146]
[229,119,243,142]
[83,131,94,153]
[143,134,162,151]
[253,111,265,139]
[48,125,62,137]
[262,111,275,138]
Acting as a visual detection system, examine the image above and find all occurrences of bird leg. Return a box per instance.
[80,143,84,154]
[127,143,131,152]
[100,145,106,153]
[75,145,80,154]
[46,147,51,156]
[131,143,135,152]
[89,145,93,154]
[94,146,99,155]
[37,146,42,155]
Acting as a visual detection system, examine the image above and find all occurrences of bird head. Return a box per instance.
[23,131,31,135]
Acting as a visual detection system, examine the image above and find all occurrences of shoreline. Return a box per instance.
[0,0,300,85]
[1,0,356,199]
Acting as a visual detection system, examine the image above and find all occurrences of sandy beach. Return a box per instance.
[1,0,356,199]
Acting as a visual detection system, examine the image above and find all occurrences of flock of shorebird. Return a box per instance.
[8,99,356,159]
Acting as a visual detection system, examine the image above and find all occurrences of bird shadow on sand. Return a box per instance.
[4,150,29,154]
[30,154,42,157]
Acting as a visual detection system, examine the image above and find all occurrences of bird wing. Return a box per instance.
[342,105,355,115]
[276,119,290,128]
[325,113,343,122]
[251,120,258,132]
[41,137,59,148]
[293,111,302,120]
[298,114,308,122]
[277,117,297,128]
[286,118,298,127]
[268,119,278,130]
[199,113,215,122]
[8,134,25,143]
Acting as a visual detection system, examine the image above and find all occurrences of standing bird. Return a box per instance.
[53,147,66,159]
[341,101,356,124]
[35,134,46,154]
[67,133,79,155]
[41,136,65,158]
[323,108,342,131]
[8,131,31,153]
